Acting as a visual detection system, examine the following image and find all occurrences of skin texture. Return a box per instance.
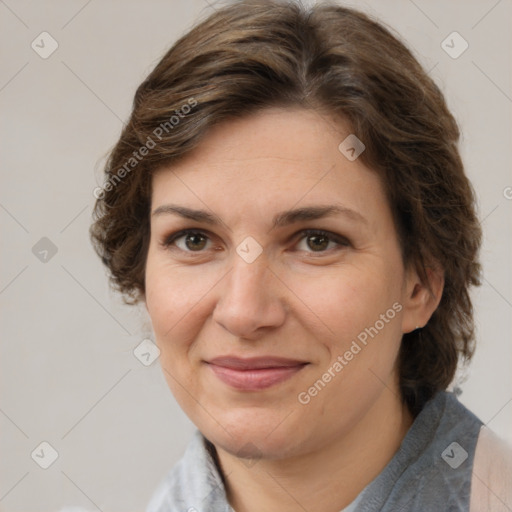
[145,108,443,512]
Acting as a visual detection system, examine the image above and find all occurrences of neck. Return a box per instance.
[214,386,413,512]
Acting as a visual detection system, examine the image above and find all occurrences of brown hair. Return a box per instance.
[90,0,482,415]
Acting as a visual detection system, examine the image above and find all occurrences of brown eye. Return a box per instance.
[184,232,208,251]
[306,234,330,251]
[163,230,212,252]
[295,229,349,254]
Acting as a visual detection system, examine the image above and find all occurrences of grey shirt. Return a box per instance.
[146,391,483,512]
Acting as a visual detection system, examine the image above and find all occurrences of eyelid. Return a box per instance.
[291,228,350,254]
[294,228,349,246]
[161,228,213,249]
[161,227,350,254]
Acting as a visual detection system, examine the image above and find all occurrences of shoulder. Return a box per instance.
[470,425,512,512]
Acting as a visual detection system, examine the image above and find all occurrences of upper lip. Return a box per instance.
[206,356,309,370]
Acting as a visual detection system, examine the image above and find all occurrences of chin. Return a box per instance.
[197,406,309,460]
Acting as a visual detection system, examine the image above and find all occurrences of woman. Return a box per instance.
[90,1,512,510]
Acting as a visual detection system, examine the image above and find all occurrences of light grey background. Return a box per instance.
[1,0,511,511]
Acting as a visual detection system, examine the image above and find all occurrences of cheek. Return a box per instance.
[292,263,404,400]
[291,263,402,344]
[144,258,214,406]
[144,255,213,349]
[293,268,403,421]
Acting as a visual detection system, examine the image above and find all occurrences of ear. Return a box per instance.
[401,263,444,334]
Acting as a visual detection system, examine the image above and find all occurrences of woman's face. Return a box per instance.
[145,108,423,460]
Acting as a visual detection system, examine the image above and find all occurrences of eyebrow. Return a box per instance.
[151,204,368,228]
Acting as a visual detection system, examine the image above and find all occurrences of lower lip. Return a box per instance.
[208,364,306,391]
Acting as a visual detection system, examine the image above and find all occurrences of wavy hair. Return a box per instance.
[90,0,482,415]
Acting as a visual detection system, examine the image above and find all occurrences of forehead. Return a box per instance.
[157,108,355,173]
[151,108,389,229]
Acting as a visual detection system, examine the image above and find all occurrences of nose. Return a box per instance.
[212,254,287,340]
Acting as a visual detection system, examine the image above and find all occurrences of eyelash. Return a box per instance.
[160,228,350,256]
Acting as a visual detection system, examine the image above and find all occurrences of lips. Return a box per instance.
[206,356,308,391]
